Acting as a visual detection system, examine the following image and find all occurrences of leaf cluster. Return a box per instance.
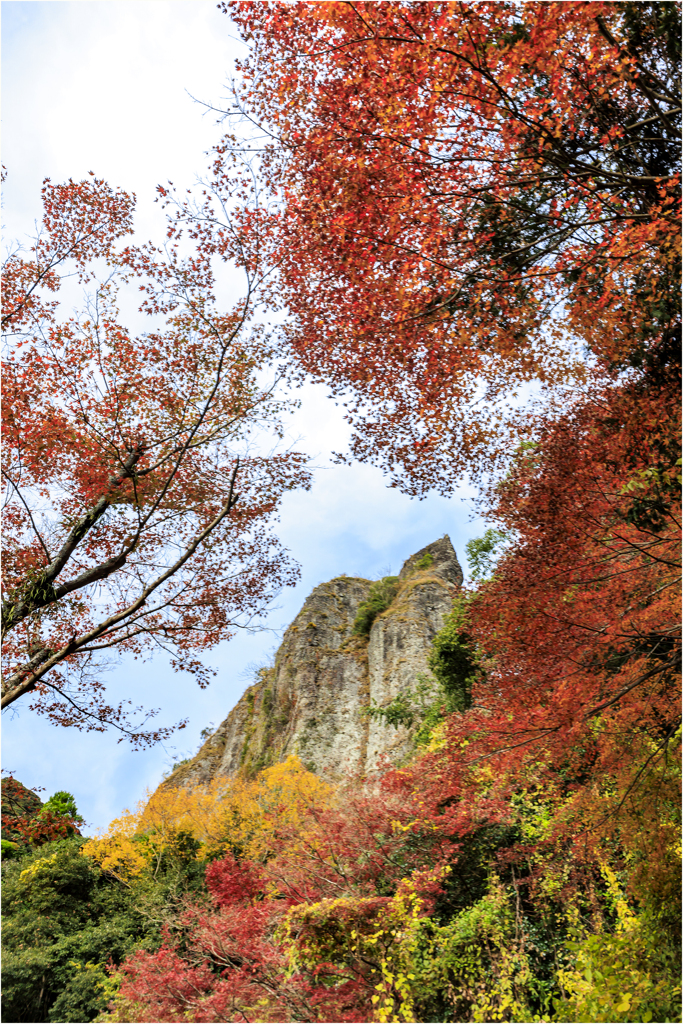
[1,838,146,1023]
[222,0,681,495]
[351,576,399,637]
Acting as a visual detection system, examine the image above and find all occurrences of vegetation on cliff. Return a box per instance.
[352,576,400,637]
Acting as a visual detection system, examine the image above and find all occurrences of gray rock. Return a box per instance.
[161,536,462,790]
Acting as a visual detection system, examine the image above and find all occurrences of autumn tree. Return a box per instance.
[2,174,310,744]
[88,758,459,1023]
[457,370,681,869]
[82,755,335,882]
[210,0,681,811]
[202,12,679,1011]
[220,0,680,493]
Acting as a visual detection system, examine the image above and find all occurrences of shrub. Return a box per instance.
[428,599,481,712]
[352,576,399,636]
[1,839,20,860]
[1,838,143,1023]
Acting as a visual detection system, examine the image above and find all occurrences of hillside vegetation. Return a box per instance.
[2,554,680,1022]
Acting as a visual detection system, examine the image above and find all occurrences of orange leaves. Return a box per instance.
[2,173,310,744]
[2,177,135,335]
[224,0,680,493]
[39,176,135,261]
[452,369,681,847]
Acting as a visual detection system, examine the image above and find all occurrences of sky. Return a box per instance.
[2,0,486,833]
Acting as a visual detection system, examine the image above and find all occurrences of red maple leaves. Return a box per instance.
[2,175,310,744]
[223,0,680,493]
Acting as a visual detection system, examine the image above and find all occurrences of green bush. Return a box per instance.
[398,878,550,1023]
[1,838,145,1023]
[428,599,480,712]
[415,551,434,568]
[47,960,114,1023]
[352,576,399,636]
[554,875,682,1024]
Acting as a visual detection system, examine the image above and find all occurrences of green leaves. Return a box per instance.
[428,599,480,713]
[40,792,84,826]
[465,528,509,582]
[352,576,399,636]
[1,838,144,1023]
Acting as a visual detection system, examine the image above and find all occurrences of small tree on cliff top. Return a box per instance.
[1,173,310,745]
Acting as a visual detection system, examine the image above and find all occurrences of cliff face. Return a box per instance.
[164,536,462,788]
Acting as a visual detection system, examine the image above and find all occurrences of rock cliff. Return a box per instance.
[163,536,462,789]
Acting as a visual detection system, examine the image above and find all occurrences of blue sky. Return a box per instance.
[2,1,485,833]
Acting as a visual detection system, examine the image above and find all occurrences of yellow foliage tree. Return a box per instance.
[81,755,333,883]
[555,865,681,1023]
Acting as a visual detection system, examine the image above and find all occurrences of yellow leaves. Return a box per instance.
[82,755,333,881]
[81,805,157,881]
[473,761,496,794]
[425,720,447,752]
[615,991,634,1013]
[600,862,638,935]
[556,868,681,1023]
[258,754,333,814]
[390,817,417,834]
[247,754,335,863]
[19,852,58,886]
[372,957,416,1024]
